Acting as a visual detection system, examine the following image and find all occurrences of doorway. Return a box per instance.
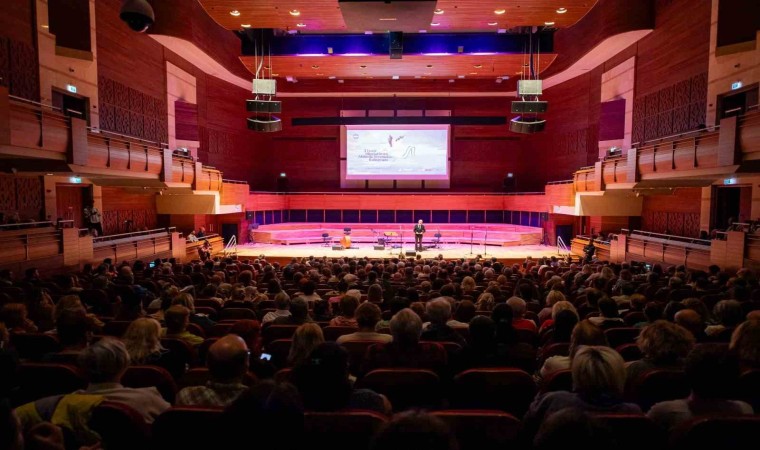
[56,184,91,228]
[715,83,758,124]
[52,88,89,124]
[712,185,752,230]
[221,223,239,246]
[555,224,574,247]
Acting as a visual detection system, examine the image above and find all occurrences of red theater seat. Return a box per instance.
[450,368,537,416]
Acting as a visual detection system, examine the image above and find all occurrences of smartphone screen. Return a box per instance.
[260,353,272,361]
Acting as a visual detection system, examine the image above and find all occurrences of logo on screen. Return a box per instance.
[352,134,359,140]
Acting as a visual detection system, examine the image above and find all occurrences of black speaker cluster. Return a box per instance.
[510,80,548,134]
[248,79,282,133]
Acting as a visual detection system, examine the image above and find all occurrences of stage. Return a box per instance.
[235,242,563,265]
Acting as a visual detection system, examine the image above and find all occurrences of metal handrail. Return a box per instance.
[632,124,720,149]
[224,235,237,257]
[87,126,169,148]
[9,95,62,112]
[546,180,574,185]
[0,221,55,230]
[624,229,711,246]
[93,227,175,244]
[249,191,546,196]
[222,179,249,185]
[186,233,221,244]
[557,236,570,256]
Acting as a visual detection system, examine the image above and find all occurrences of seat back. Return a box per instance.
[14,363,86,406]
[593,413,666,450]
[209,322,234,337]
[266,339,293,368]
[160,337,198,368]
[736,368,760,411]
[322,326,359,342]
[103,321,133,338]
[262,325,298,345]
[537,342,570,366]
[339,340,378,376]
[152,407,223,449]
[604,327,640,348]
[626,369,690,411]
[185,322,206,339]
[451,368,537,416]
[433,410,521,450]
[616,343,643,362]
[541,368,572,393]
[121,365,178,403]
[89,401,150,450]
[357,368,441,411]
[669,415,760,449]
[623,311,647,326]
[304,410,387,450]
[9,333,60,360]
[219,307,257,321]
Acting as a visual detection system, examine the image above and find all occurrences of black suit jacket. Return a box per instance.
[414,224,426,234]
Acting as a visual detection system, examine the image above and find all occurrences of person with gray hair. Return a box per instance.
[273,297,313,325]
[507,296,537,332]
[362,308,447,376]
[421,298,466,346]
[16,337,170,427]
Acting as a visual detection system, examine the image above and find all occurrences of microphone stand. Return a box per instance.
[469,226,474,256]
[484,225,488,256]
[399,226,404,255]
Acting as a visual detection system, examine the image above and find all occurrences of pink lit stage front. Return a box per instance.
[237,223,562,264]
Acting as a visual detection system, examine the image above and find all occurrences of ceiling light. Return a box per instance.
[449,79,455,83]
[296,23,306,27]
[41,24,49,29]
[316,73,324,76]
[495,78,503,84]
[430,22,440,26]
[418,29,427,33]
[424,72,432,75]
[392,75,400,80]
[229,10,240,17]
[426,64,433,68]
[46,173,54,176]
[379,18,397,21]
[289,9,301,16]
[458,75,465,79]
[414,75,422,79]
[271,73,279,76]
[497,28,507,34]
[556,7,567,14]
[474,64,482,68]
[364,31,373,35]
[241,24,251,28]
[544,21,555,26]
[311,65,319,69]
[434,9,444,15]
[328,76,336,79]
[338,80,344,84]
[360,64,367,68]
[488,22,498,26]
[469,72,477,75]
[494,9,506,15]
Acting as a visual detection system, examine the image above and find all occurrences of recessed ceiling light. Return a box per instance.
[469,72,477,75]
[458,75,465,79]
[360,64,367,68]
[426,64,433,68]
[430,22,440,26]
[41,24,49,29]
[556,7,567,14]
[241,24,251,28]
[328,76,336,79]
[379,18,397,21]
[392,75,400,80]
[474,64,482,68]
[418,29,427,33]
[338,79,344,83]
[271,73,279,76]
[424,72,432,75]
[495,78,503,83]
[494,9,506,15]
[296,23,306,27]
[449,79,455,83]
[46,173,54,176]
[488,22,498,26]
[311,65,319,69]
[364,31,373,35]
[544,21,555,26]
[229,10,240,17]
[289,9,301,16]
[434,9,444,15]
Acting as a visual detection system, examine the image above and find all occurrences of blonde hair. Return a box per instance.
[288,323,325,366]
[122,318,164,364]
[476,293,495,311]
[461,276,476,292]
[571,345,626,397]
[172,292,195,312]
[636,320,694,363]
[54,295,86,322]
[551,301,578,321]
[569,320,608,358]
[546,290,566,307]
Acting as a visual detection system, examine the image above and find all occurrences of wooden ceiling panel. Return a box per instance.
[199,1,598,32]
[241,53,557,79]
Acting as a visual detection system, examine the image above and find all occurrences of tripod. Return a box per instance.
[468,227,475,256]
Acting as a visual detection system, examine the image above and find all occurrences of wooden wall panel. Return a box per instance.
[100,187,157,235]
[0,0,39,101]
[640,188,702,237]
[0,174,44,221]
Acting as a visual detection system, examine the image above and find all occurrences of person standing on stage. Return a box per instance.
[414,219,426,252]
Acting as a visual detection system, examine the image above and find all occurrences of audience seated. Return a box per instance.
[288,323,325,367]
[336,302,392,344]
[533,407,617,450]
[507,297,538,332]
[176,335,249,407]
[371,410,457,450]
[647,343,753,431]
[16,337,170,430]
[730,319,760,370]
[123,318,185,379]
[262,292,291,324]
[41,309,91,364]
[161,305,203,346]
[625,320,695,388]
[524,346,641,437]
[539,320,609,382]
[293,342,390,414]
[330,295,360,327]
[421,298,466,346]
[273,297,312,326]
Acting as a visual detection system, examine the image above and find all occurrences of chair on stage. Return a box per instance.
[321,233,331,247]
[433,232,442,249]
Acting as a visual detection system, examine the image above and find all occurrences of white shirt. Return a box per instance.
[89,207,102,223]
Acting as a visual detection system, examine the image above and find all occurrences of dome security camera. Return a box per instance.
[119,0,155,33]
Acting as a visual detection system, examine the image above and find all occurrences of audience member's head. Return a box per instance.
[674,309,704,339]
[553,309,580,343]
[569,320,608,358]
[636,320,694,364]
[122,317,163,364]
[571,345,627,399]
[390,308,423,346]
[229,319,262,355]
[355,302,382,331]
[370,410,457,450]
[207,335,249,384]
[685,343,741,399]
[713,300,744,328]
[730,319,760,368]
[506,296,527,319]
[78,337,130,384]
[288,323,325,366]
[293,342,353,411]
[338,295,360,318]
[534,407,617,450]
[426,298,452,326]
[164,305,191,334]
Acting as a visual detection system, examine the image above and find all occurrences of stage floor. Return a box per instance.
[235,242,563,263]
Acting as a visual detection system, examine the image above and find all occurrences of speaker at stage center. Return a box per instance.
[374,245,386,250]
[332,245,344,251]
[405,250,417,256]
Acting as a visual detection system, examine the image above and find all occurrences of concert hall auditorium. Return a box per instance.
[1,0,759,448]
